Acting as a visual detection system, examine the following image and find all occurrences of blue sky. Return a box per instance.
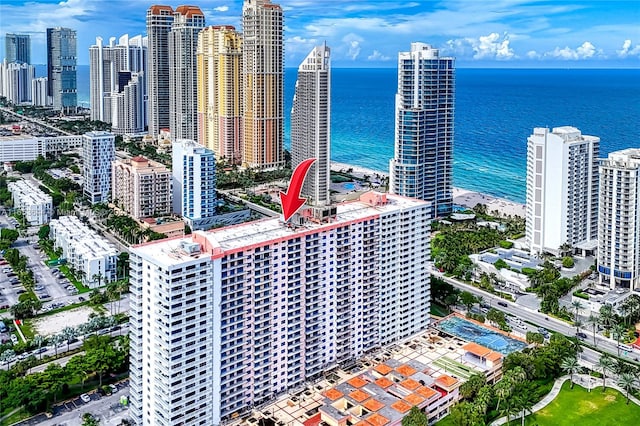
[1,0,639,67]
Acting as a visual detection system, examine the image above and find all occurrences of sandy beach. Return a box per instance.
[331,161,525,218]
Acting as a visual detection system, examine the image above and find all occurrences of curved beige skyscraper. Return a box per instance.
[291,44,331,207]
[197,26,243,163]
[242,0,284,170]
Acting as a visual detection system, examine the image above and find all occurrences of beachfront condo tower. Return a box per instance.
[196,25,243,163]
[46,27,77,113]
[89,34,147,134]
[525,127,600,256]
[128,191,431,425]
[146,5,174,140]
[5,33,30,64]
[242,0,285,169]
[291,44,331,207]
[597,148,640,290]
[169,6,205,142]
[389,42,455,218]
[82,131,115,205]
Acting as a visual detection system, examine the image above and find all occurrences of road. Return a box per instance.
[432,270,640,362]
[0,106,73,136]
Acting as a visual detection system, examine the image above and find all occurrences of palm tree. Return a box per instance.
[61,326,77,352]
[599,305,615,334]
[587,313,599,347]
[597,353,615,392]
[32,335,46,360]
[51,334,64,357]
[612,322,627,356]
[617,372,638,405]
[561,356,581,388]
[495,378,512,412]
[571,300,584,322]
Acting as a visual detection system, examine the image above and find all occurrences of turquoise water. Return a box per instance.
[437,316,527,355]
[343,183,356,190]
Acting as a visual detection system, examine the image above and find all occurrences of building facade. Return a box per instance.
[7,180,52,225]
[47,27,77,113]
[0,133,82,162]
[525,127,600,256]
[171,139,217,230]
[196,25,243,163]
[5,34,31,64]
[0,60,35,104]
[242,0,285,169]
[82,131,115,205]
[50,215,118,288]
[146,5,174,140]
[129,192,431,425]
[598,148,640,289]
[112,156,172,219]
[168,5,205,141]
[389,42,455,218]
[291,44,331,207]
[89,34,147,133]
[31,77,50,107]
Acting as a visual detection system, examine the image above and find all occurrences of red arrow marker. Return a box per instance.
[279,158,316,222]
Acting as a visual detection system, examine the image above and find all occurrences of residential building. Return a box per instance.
[525,126,600,256]
[5,34,30,64]
[89,34,147,132]
[171,139,217,230]
[0,60,35,104]
[31,77,50,107]
[196,25,243,162]
[146,5,174,140]
[242,0,285,169]
[47,27,77,113]
[291,44,331,207]
[82,131,115,205]
[598,148,640,289]
[169,5,205,141]
[49,215,118,288]
[389,42,455,218]
[112,156,172,218]
[7,180,52,225]
[129,191,431,425]
[0,133,83,162]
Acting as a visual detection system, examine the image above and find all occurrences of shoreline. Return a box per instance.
[331,161,525,218]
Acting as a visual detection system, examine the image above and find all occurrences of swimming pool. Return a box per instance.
[343,182,356,190]
[436,316,527,355]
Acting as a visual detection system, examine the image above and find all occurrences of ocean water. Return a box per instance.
[66,66,640,203]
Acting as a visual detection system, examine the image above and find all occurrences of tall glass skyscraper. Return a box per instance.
[291,44,331,207]
[5,34,30,64]
[389,42,455,218]
[46,27,77,113]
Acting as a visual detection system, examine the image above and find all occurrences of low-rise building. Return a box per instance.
[7,179,52,225]
[0,133,83,163]
[49,215,118,288]
[112,156,172,218]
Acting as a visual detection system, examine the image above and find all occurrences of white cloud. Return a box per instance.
[526,50,540,59]
[341,33,363,60]
[545,41,603,60]
[445,32,515,60]
[367,50,391,61]
[214,6,229,12]
[617,39,640,58]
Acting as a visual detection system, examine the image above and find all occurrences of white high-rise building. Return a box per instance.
[0,60,35,104]
[168,6,205,141]
[389,42,455,218]
[525,127,600,256]
[598,148,640,289]
[242,0,285,169]
[129,191,431,425]
[291,44,331,207]
[31,77,50,107]
[89,34,147,132]
[82,131,115,205]
[171,139,217,230]
[110,72,146,135]
[146,5,174,140]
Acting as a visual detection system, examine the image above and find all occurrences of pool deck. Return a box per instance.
[433,313,527,346]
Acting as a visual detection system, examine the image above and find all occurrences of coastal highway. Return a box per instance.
[432,270,640,364]
[0,106,74,136]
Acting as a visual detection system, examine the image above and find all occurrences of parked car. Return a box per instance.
[80,393,91,403]
[109,384,118,393]
[78,296,86,302]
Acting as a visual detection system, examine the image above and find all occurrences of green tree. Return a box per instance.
[43,363,67,403]
[459,291,478,313]
[459,373,486,400]
[597,353,615,392]
[401,406,428,426]
[587,313,599,347]
[82,413,100,426]
[560,356,580,388]
[525,331,544,346]
[612,322,627,356]
[617,372,638,405]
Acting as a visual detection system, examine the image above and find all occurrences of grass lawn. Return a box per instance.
[59,264,90,294]
[431,302,450,317]
[525,382,640,425]
[17,319,35,340]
